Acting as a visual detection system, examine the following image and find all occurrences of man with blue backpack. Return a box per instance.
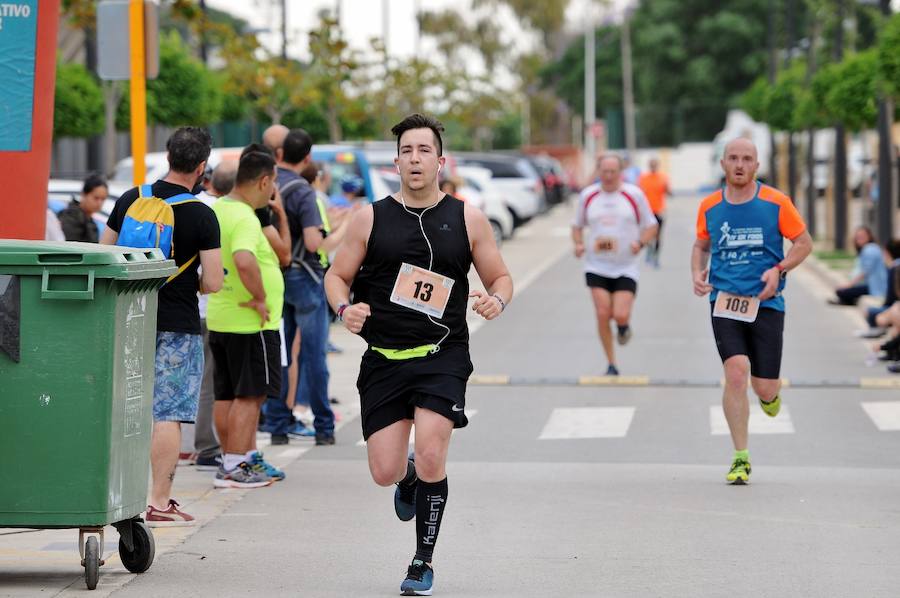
[101,126,223,527]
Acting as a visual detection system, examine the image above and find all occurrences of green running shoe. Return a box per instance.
[759,394,781,417]
[726,458,751,485]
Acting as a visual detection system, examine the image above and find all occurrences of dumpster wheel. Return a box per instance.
[83,536,100,590]
[118,520,155,574]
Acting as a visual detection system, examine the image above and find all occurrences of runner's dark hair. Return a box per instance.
[391,113,444,156]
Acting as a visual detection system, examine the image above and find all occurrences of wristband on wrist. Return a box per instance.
[491,293,506,312]
[336,303,349,321]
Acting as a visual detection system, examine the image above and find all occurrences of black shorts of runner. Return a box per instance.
[357,343,473,440]
[710,304,785,379]
[585,273,638,295]
[209,330,282,400]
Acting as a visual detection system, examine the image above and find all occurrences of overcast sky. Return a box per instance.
[204,0,631,63]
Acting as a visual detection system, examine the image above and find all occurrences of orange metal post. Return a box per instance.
[129,0,147,186]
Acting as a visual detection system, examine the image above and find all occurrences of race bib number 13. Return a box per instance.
[713,292,760,323]
[391,263,455,319]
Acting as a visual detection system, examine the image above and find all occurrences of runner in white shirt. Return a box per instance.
[572,155,658,375]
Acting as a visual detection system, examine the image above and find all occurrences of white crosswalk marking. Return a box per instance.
[538,407,635,439]
[709,405,795,435]
[861,401,900,431]
[356,409,479,446]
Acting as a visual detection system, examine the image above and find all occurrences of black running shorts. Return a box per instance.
[710,304,785,379]
[209,330,282,400]
[357,343,473,440]
[585,273,638,295]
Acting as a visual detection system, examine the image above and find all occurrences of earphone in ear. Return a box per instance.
[437,163,442,173]
[396,164,401,173]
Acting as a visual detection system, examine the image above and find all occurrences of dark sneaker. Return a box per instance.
[401,559,434,596]
[394,458,417,522]
[213,462,272,489]
[617,325,632,345]
[605,364,619,376]
[146,499,195,527]
[195,454,221,471]
[888,362,900,374]
[315,433,336,446]
[270,434,289,446]
[249,451,285,481]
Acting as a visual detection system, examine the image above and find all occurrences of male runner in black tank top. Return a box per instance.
[325,114,513,596]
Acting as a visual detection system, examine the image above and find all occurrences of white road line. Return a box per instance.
[268,447,310,463]
[356,409,479,446]
[709,405,795,435]
[538,407,635,440]
[861,401,900,431]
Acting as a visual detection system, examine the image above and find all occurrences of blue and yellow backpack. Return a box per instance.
[117,184,200,282]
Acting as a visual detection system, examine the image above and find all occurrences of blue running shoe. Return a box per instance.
[288,421,316,438]
[248,451,285,481]
[400,559,433,596]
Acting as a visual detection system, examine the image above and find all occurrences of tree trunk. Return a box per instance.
[327,99,342,143]
[102,82,121,176]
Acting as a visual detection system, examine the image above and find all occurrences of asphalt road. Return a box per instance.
[3,196,898,598]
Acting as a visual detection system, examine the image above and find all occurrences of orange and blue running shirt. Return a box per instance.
[696,182,806,312]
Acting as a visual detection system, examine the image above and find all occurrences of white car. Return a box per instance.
[454,152,544,225]
[111,148,245,188]
[456,166,515,245]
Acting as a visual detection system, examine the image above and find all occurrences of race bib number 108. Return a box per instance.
[713,292,760,323]
[390,263,455,319]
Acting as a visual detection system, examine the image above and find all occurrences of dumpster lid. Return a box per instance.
[0,241,170,267]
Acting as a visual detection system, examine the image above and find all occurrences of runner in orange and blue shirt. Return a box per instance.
[691,138,812,485]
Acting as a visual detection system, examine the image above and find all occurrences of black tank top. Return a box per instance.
[352,195,472,349]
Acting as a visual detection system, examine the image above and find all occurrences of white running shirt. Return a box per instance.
[573,182,656,281]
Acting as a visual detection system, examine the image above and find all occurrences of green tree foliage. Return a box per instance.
[117,31,223,129]
[740,76,771,124]
[546,0,782,145]
[878,13,900,98]
[54,61,104,139]
[471,0,570,51]
[307,12,360,142]
[824,49,879,132]
[766,62,806,132]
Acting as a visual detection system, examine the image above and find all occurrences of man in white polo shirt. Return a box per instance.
[572,154,658,376]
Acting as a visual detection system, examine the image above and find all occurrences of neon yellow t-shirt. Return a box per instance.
[207,198,284,333]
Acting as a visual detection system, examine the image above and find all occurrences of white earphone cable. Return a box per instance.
[399,190,450,351]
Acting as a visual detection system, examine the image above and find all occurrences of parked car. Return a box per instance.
[111,148,244,189]
[453,152,544,225]
[311,145,382,203]
[523,153,567,206]
[456,165,515,244]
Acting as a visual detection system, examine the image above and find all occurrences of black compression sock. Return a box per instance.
[415,478,448,562]
[618,323,630,334]
[399,459,417,486]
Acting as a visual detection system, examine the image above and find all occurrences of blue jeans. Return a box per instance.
[263,268,334,436]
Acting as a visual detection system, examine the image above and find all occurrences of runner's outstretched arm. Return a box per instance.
[324,205,374,334]
[759,230,813,300]
[691,237,713,297]
[465,203,512,320]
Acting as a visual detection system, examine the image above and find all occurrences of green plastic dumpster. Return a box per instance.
[0,240,177,589]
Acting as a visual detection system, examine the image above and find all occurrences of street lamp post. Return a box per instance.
[584,4,596,179]
[621,4,636,156]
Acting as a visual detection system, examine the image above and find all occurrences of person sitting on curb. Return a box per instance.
[829,226,888,306]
